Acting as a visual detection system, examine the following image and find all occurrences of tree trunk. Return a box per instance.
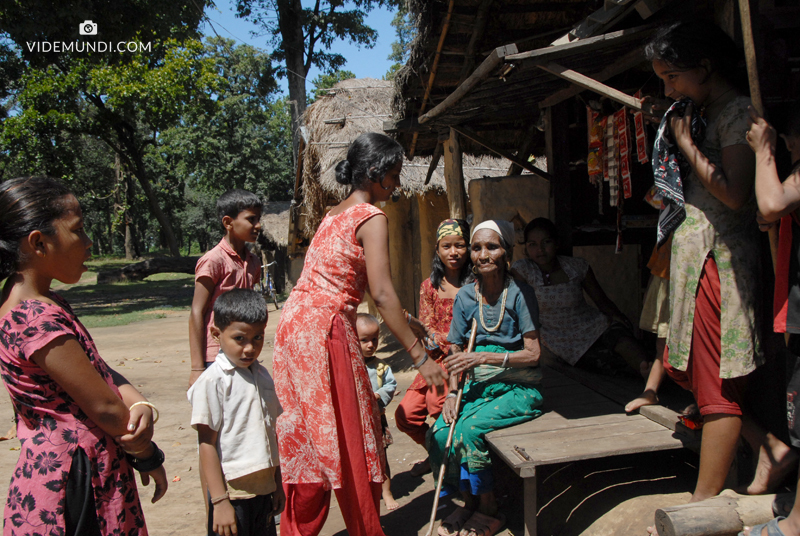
[130,152,180,257]
[277,0,307,164]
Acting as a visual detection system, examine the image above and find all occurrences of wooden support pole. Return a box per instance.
[538,48,646,109]
[507,122,540,176]
[451,124,553,181]
[537,62,651,113]
[444,128,467,219]
[419,44,519,125]
[653,491,776,536]
[424,142,444,185]
[545,104,572,254]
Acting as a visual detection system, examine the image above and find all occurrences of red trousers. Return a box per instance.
[664,256,747,416]
[395,385,446,446]
[280,317,385,536]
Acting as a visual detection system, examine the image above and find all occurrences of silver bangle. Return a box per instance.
[411,354,428,369]
[446,392,457,399]
[501,352,510,368]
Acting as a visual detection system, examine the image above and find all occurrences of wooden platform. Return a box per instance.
[486,366,700,536]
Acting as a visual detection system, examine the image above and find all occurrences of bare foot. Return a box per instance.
[625,389,659,413]
[742,517,800,536]
[744,442,799,495]
[647,525,658,535]
[410,457,431,477]
[383,491,400,511]
[0,425,16,441]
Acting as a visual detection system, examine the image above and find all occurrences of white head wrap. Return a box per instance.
[471,220,515,249]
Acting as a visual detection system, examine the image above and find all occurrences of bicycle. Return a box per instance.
[256,261,280,311]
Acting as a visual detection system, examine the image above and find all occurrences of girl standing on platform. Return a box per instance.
[0,177,167,536]
[395,218,472,477]
[272,133,448,536]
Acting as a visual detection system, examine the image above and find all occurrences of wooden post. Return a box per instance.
[545,104,572,254]
[523,476,538,536]
[444,127,467,219]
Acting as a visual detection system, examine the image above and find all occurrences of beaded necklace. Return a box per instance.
[475,277,509,332]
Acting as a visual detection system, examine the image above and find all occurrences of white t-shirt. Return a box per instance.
[188,351,282,497]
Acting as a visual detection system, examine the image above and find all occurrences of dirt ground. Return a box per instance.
[0,308,695,535]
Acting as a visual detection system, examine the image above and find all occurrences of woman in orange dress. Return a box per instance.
[273,133,448,536]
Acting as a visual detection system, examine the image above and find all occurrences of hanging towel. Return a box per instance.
[652,99,706,246]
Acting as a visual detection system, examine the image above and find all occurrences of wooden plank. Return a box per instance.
[541,354,641,406]
[524,477,537,536]
[640,404,681,431]
[487,411,632,439]
[450,124,553,180]
[537,62,646,112]
[419,44,519,125]
[424,142,444,185]
[538,47,646,109]
[444,128,466,219]
[504,24,656,63]
[490,423,686,477]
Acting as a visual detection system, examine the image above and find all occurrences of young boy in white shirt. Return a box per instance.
[188,289,284,536]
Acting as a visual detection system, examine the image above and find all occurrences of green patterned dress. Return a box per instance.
[667,95,763,378]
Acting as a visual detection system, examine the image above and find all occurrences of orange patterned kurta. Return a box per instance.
[273,203,385,489]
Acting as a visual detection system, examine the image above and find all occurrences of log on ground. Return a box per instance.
[654,490,779,536]
[97,256,199,284]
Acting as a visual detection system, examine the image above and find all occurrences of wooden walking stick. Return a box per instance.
[738,0,779,274]
[424,318,479,536]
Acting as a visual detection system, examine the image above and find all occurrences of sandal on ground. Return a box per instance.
[437,506,473,536]
[739,517,786,536]
[410,458,432,477]
[459,511,506,536]
[773,493,795,517]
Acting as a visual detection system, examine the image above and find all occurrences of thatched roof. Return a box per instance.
[300,77,512,232]
[258,201,291,249]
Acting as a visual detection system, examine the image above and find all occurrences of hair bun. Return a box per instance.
[335,160,353,185]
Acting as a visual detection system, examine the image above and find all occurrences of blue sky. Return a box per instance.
[201,1,398,94]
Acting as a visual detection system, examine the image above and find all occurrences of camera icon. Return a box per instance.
[79,20,98,35]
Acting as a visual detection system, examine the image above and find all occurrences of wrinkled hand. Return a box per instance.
[188,369,203,389]
[212,499,237,536]
[139,464,168,504]
[444,352,482,376]
[407,315,429,340]
[116,404,154,455]
[756,211,777,232]
[746,105,776,156]
[669,102,694,151]
[442,395,458,424]
[272,486,286,516]
[417,358,448,396]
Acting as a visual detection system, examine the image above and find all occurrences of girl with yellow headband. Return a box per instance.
[395,219,472,477]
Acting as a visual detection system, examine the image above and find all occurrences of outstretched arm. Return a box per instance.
[582,267,632,330]
[358,215,447,393]
[189,278,214,388]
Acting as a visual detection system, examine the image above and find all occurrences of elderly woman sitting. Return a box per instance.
[429,220,543,536]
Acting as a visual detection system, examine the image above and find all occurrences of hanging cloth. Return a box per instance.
[652,99,706,246]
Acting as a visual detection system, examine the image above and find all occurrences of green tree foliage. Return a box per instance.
[384,3,414,80]
[233,0,402,159]
[308,69,355,104]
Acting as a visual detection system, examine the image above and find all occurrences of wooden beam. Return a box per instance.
[458,0,494,83]
[545,104,572,254]
[538,48,646,109]
[443,128,467,219]
[418,44,519,125]
[537,62,648,112]
[451,124,553,181]
[505,24,656,63]
[507,122,540,176]
[425,142,444,185]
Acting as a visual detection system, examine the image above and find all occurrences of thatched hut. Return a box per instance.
[289,77,529,314]
[255,201,291,294]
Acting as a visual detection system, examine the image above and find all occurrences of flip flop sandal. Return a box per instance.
[773,493,794,517]
[437,507,473,536]
[459,511,506,536]
[738,517,787,536]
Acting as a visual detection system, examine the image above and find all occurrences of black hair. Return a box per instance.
[216,189,263,222]
[334,132,404,189]
[430,220,474,291]
[644,21,740,83]
[213,288,268,331]
[0,177,73,281]
[784,103,800,138]
[523,218,558,243]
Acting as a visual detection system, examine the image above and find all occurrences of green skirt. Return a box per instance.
[427,345,543,489]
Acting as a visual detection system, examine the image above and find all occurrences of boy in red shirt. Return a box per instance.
[189,189,263,388]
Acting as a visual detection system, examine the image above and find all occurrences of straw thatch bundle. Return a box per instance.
[301,77,510,233]
[257,201,291,250]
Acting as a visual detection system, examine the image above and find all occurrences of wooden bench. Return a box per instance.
[486,366,699,536]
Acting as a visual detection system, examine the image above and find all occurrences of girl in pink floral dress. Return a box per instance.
[0,177,167,536]
[273,133,447,536]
